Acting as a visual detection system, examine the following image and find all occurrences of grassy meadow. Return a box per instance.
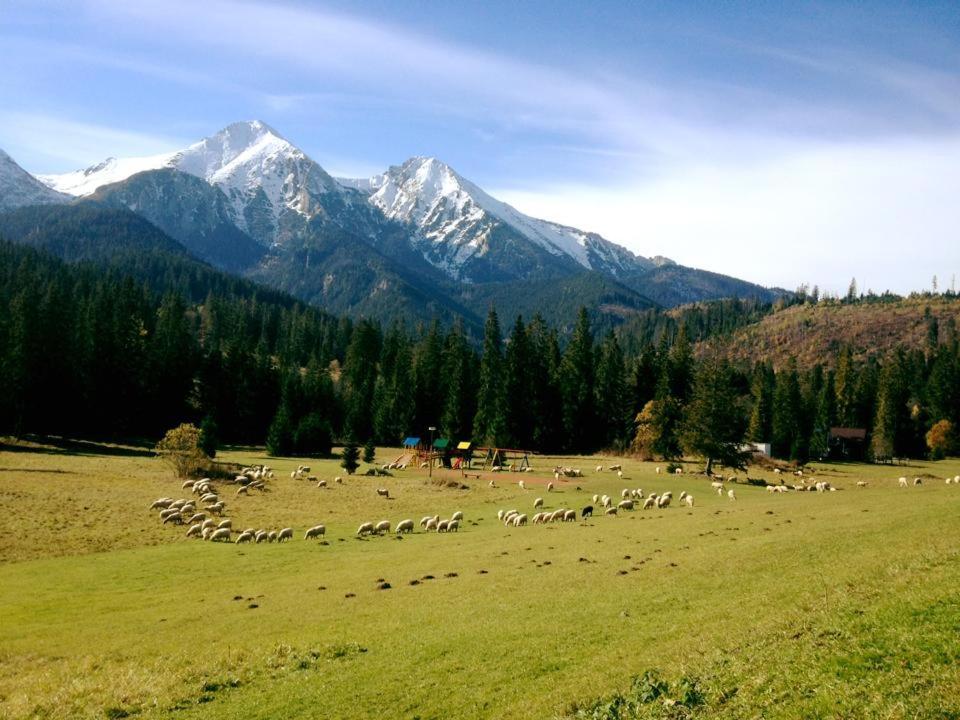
[1,438,959,719]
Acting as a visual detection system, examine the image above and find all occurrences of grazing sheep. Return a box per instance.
[547,482,554,492]
[268,531,278,542]
[581,505,594,518]
[209,528,231,542]
[914,477,922,486]
[201,518,216,530]
[335,477,343,484]
[727,489,736,501]
[774,468,782,475]
[534,497,544,509]
[899,477,908,487]
[857,481,868,488]
[592,494,600,504]
[437,520,450,533]
[618,499,634,511]
[512,513,528,526]
[642,496,656,510]
[489,480,497,488]
[236,531,254,544]
[684,495,694,507]
[255,530,269,543]
[595,465,603,473]
[617,470,623,481]
[376,487,390,498]
[201,527,213,540]
[447,519,460,532]
[185,523,202,538]
[531,512,545,524]
[717,486,724,496]
[657,493,672,509]
[150,498,174,510]
[302,525,324,540]
[553,471,560,483]
[162,513,183,525]
[396,519,414,534]
[217,519,232,530]
[185,512,205,525]
[609,464,622,471]
[316,479,328,488]
[563,509,577,522]
[374,520,391,534]
[655,466,661,475]
[518,480,526,490]
[605,507,617,516]
[674,467,682,475]
[426,518,439,531]
[420,516,433,528]
[236,486,249,496]
[357,522,375,536]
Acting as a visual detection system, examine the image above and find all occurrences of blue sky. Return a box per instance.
[2,0,959,293]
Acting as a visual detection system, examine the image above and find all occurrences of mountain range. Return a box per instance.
[2,120,781,330]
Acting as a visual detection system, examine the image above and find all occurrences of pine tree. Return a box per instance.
[199,414,219,458]
[595,332,632,450]
[340,437,360,475]
[266,404,294,457]
[771,360,803,460]
[871,360,900,461]
[440,321,475,439]
[809,372,835,460]
[680,357,748,474]
[473,308,508,446]
[834,346,857,427]
[362,438,376,464]
[560,308,596,452]
[746,362,774,442]
[504,316,534,448]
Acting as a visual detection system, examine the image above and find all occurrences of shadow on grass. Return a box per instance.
[0,435,156,458]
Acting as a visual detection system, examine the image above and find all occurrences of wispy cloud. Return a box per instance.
[0,113,184,170]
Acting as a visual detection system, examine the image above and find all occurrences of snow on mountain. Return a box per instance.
[0,149,70,211]
[38,121,350,244]
[351,156,652,278]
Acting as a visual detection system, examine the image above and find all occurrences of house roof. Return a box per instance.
[829,427,867,440]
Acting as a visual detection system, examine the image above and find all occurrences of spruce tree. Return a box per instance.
[809,372,835,460]
[595,332,632,451]
[340,437,360,475]
[680,356,748,474]
[362,438,376,464]
[266,404,294,457]
[560,308,596,452]
[746,362,774,442]
[473,308,508,447]
[871,360,900,461]
[504,316,533,448]
[771,360,802,460]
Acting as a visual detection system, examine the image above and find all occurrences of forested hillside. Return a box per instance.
[1,204,958,466]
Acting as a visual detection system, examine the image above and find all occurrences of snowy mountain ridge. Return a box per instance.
[38,121,656,277]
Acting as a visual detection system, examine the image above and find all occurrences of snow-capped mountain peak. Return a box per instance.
[0,148,70,211]
[355,155,652,278]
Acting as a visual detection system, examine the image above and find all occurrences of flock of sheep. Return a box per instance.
[148,458,959,545]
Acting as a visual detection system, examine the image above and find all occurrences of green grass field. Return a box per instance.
[1,439,959,719]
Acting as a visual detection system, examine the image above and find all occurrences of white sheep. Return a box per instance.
[201,518,216,530]
[236,531,254,544]
[278,527,294,542]
[609,464,622,471]
[605,507,617,516]
[518,480,526,490]
[376,488,390,498]
[255,530,269,543]
[727,489,736,501]
[303,525,325,540]
[618,499,634,511]
[621,488,630,498]
[657,493,672,509]
[547,482,554,492]
[595,465,603,473]
[512,513,528,526]
[451,511,464,522]
[563,509,577,522]
[601,494,612,508]
[592,494,600,504]
[357,522,375,536]
[396,519,414,534]
[426,518,438,531]
[684,494,694,507]
[316,479,328,488]
[617,470,623,481]
[674,467,682,475]
[717,486,724,496]
[899,477,908,487]
[268,531,278,542]
[532,512,544,524]
[447,519,460,532]
[420,516,433,528]
[209,528,231,542]
[534,497,544,509]
[914,477,922,486]
[185,523,202,538]
[857,481,868,488]
[655,466,661,475]
[489,480,497,488]
[185,512,205,525]
[375,520,391,534]
[437,520,450,533]
[217,519,232,530]
[201,527,213,540]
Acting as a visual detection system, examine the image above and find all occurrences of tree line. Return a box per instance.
[2,239,958,464]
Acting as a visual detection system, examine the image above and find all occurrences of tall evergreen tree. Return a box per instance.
[560,308,596,452]
[473,308,508,446]
[595,332,632,450]
[771,360,803,460]
[504,316,534,448]
[680,356,748,474]
[746,362,775,442]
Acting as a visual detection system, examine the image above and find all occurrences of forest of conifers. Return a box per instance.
[1,238,958,463]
